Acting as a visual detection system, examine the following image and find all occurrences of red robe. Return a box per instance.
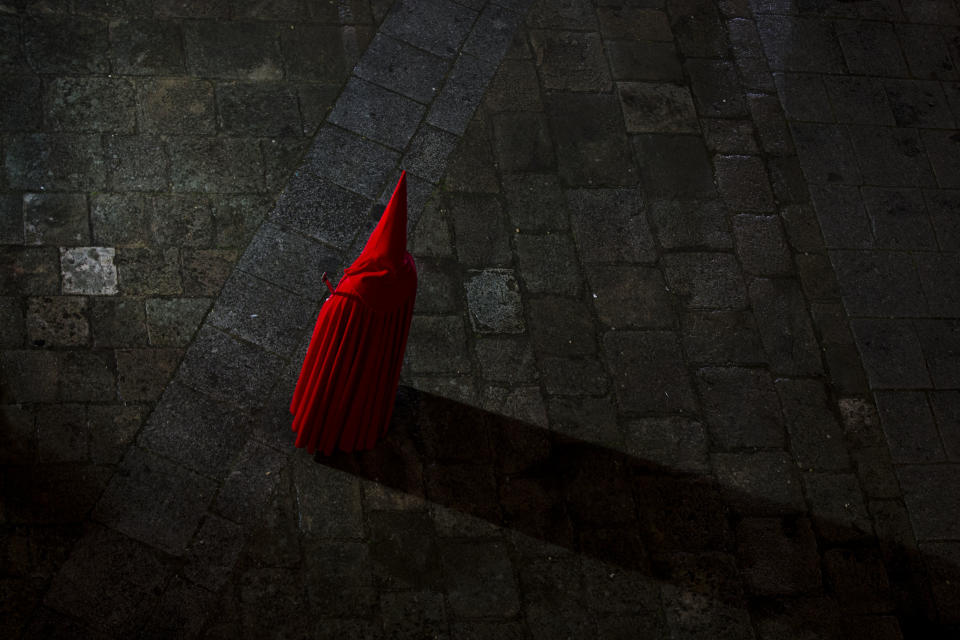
[290,172,417,455]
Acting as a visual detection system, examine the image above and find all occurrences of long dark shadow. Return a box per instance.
[317,386,959,637]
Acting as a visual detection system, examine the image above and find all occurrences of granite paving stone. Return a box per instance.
[150,194,215,247]
[448,193,512,267]
[491,111,556,174]
[860,186,936,250]
[215,82,302,137]
[748,277,823,376]
[428,53,499,136]
[23,193,89,246]
[329,77,426,150]
[713,450,806,515]
[547,92,636,186]
[145,297,210,347]
[168,137,263,193]
[26,296,89,348]
[4,133,105,191]
[381,0,477,59]
[501,174,569,232]
[633,134,715,199]
[849,319,931,389]
[586,264,675,330]
[661,252,748,310]
[681,310,766,365]
[22,16,110,74]
[616,81,698,134]
[823,76,896,126]
[184,21,282,80]
[90,193,150,247]
[207,271,318,357]
[604,330,698,414]
[271,173,373,250]
[108,19,184,75]
[567,188,655,263]
[462,3,524,65]
[177,324,284,410]
[44,77,136,133]
[464,269,525,334]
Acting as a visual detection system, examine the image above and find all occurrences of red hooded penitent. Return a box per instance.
[290,172,417,455]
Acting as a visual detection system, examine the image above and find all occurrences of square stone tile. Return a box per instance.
[567,188,656,263]
[329,77,426,150]
[23,193,89,246]
[607,40,683,82]
[136,77,215,134]
[647,199,732,250]
[403,125,460,184]
[167,137,262,193]
[116,247,181,295]
[756,15,845,73]
[116,348,181,402]
[60,247,117,295]
[216,81,301,137]
[529,30,611,92]
[808,184,874,249]
[875,391,945,464]
[501,174,569,232]
[464,269,524,334]
[546,92,637,186]
[732,215,792,276]
[381,0,476,58]
[447,193,512,267]
[622,416,709,475]
[462,2,524,64]
[697,366,785,450]
[897,464,960,540]
[585,264,674,330]
[830,250,926,317]
[145,297,209,347]
[681,310,765,365]
[4,133,105,191]
[490,111,556,173]
[528,296,596,356]
[790,123,861,185]
[712,450,806,515]
[616,82,698,134]
[440,540,520,618]
[26,296,89,348]
[427,53,498,136]
[304,125,401,200]
[483,58,542,112]
[848,125,936,188]
[822,75,895,126]
[835,19,908,77]
[774,72,833,122]
[861,187,936,250]
[713,155,775,212]
[90,193,151,247]
[184,20,282,79]
[661,252,747,310]
[633,134,715,198]
[109,19,184,75]
[849,318,931,389]
[515,234,581,295]
[406,315,471,374]
[271,173,373,250]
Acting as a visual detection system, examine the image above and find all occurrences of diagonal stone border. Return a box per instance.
[40,0,534,632]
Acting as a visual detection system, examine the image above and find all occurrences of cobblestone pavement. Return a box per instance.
[2,0,960,637]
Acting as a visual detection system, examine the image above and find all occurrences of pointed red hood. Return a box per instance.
[337,172,417,313]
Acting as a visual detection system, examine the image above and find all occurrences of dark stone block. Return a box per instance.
[0,247,59,297]
[94,446,217,554]
[216,82,300,136]
[116,348,180,402]
[181,249,237,297]
[918,252,960,318]
[0,75,42,131]
[830,250,926,317]
[790,123,861,185]
[89,193,150,247]
[406,315,470,374]
[823,548,895,614]
[547,92,636,186]
[379,590,448,639]
[462,2,523,65]
[585,264,674,330]
[860,186,936,250]
[183,514,245,591]
[915,319,960,388]
[616,81,698,134]
[23,193,89,246]
[440,540,520,617]
[36,403,89,463]
[297,83,340,136]
[212,193,271,248]
[237,222,340,302]
[776,379,850,471]
[547,394,619,446]
[140,576,215,639]
[848,125,936,188]
[23,16,109,74]
[149,193,214,247]
[604,330,697,413]
[702,118,760,155]
[714,155,776,212]
[921,128,960,189]
[145,297,209,347]
[184,21,282,79]
[116,247,181,295]
[835,19,907,76]
[356,33,450,104]
[4,133,105,190]
[272,174,372,249]
[697,366,784,449]
[104,134,167,190]
[899,464,960,540]
[748,278,823,376]
[366,510,442,590]
[89,298,147,347]
[169,137,262,193]
[501,173,569,232]
[381,0,476,58]
[623,416,708,474]
[713,450,805,515]
[207,271,316,356]
[537,356,608,396]
[428,53,497,136]
[528,296,596,356]
[58,350,115,402]
[732,215,792,276]
[87,403,141,465]
[849,318,930,389]
[178,324,284,410]
[728,17,776,92]
[447,192,512,267]
[607,40,683,82]
[26,296,89,348]
[483,58,542,112]
[823,75,895,126]
[648,199,731,250]
[44,524,168,636]
[681,310,765,365]
[109,19,183,74]
[302,539,375,617]
[896,23,956,81]
[597,7,671,40]
[515,234,581,295]
[686,59,746,119]
[884,79,954,128]
[237,566,310,638]
[756,15,844,73]
[661,252,747,309]
[797,252,839,300]
[526,0,597,30]
[774,72,832,122]
[529,30,611,92]
[808,185,873,249]
[213,439,286,524]
[659,552,754,638]
[633,134,714,198]
[0,296,25,349]
[403,125,459,184]
[474,336,537,384]
[137,78,215,134]
[667,0,727,58]
[44,77,135,133]
[736,517,821,595]
[462,268,523,334]
[491,111,556,173]
[329,77,425,150]
[875,391,944,464]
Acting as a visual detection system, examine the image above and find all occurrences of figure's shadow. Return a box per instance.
[317,387,959,637]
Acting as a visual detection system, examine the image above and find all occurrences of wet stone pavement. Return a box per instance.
[1,0,960,638]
